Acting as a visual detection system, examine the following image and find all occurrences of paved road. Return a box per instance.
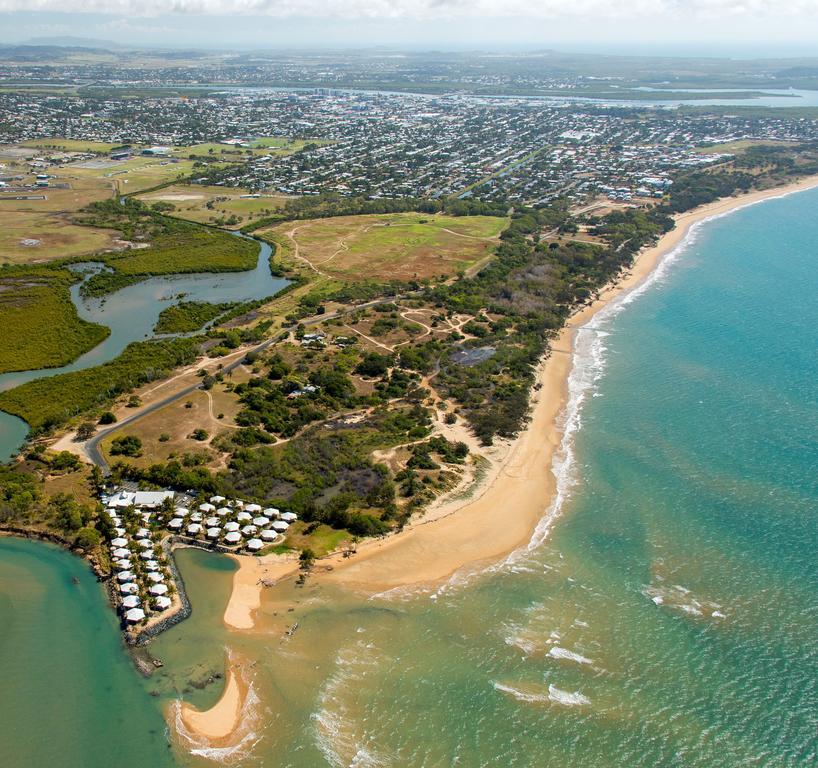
[86,294,407,473]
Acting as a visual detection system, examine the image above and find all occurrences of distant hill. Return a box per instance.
[22,36,125,50]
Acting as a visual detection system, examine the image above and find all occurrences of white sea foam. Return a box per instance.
[547,684,592,707]
[172,673,262,765]
[547,646,593,666]
[494,681,591,707]
[312,640,392,768]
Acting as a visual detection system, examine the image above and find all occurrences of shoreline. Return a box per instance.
[178,662,246,742]
[221,173,818,621]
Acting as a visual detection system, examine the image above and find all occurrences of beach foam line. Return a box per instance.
[547,646,594,666]
[493,681,591,707]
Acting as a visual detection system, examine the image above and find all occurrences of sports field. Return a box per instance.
[263,213,509,282]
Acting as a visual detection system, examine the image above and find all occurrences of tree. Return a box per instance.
[75,526,101,550]
[99,411,117,425]
[299,548,316,570]
[76,422,96,441]
[110,435,142,457]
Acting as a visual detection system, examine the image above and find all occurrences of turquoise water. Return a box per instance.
[3,187,817,766]
[0,538,174,768]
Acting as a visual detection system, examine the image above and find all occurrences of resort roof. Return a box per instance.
[120,583,138,595]
[199,503,216,512]
[125,608,146,623]
[272,521,290,532]
[224,531,242,544]
[110,537,128,548]
[261,530,278,541]
[247,538,263,551]
[112,547,130,558]
[206,527,221,538]
[155,596,172,609]
[149,584,169,596]
[122,595,140,609]
[116,570,135,582]
[224,521,240,532]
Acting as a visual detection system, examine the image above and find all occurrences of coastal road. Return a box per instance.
[84,294,410,472]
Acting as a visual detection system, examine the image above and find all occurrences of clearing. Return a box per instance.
[262,212,509,282]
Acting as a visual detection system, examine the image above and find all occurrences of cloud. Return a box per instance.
[4,0,818,18]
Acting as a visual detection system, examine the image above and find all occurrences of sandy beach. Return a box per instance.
[221,174,818,621]
[179,663,245,741]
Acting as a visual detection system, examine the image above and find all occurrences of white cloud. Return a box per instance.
[4,0,818,18]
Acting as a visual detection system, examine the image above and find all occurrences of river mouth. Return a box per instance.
[0,236,288,462]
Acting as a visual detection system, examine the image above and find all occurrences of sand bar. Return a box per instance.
[223,552,299,630]
[179,664,244,741]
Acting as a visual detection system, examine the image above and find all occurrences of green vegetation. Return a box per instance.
[110,435,142,457]
[75,199,258,296]
[154,300,236,334]
[0,338,199,433]
[0,265,109,374]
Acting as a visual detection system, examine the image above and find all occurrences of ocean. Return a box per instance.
[2,186,817,767]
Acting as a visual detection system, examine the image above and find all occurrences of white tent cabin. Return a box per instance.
[125,607,146,623]
[168,518,184,530]
[224,531,242,545]
[119,582,139,595]
[272,521,290,533]
[146,572,164,584]
[187,523,202,535]
[121,595,141,609]
[144,560,160,571]
[204,516,220,527]
[135,527,150,539]
[149,583,169,596]
[241,525,258,537]
[154,595,172,610]
[247,538,263,552]
[110,537,128,548]
[263,507,280,518]
[112,547,130,559]
[210,495,226,505]
[245,503,262,514]
[114,527,126,537]
[189,512,203,522]
[217,507,232,517]
[114,559,132,572]
[260,529,279,542]
[252,516,270,528]
[175,507,190,518]
[116,570,135,582]
[224,521,240,532]
[280,512,298,523]
[236,511,252,522]
[137,538,153,549]
[198,503,216,513]
[206,527,221,540]
[140,550,156,560]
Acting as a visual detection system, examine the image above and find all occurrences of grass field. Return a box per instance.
[0,268,109,374]
[262,213,509,282]
[20,139,122,153]
[137,184,291,228]
[0,211,119,265]
[698,139,799,154]
[54,156,208,194]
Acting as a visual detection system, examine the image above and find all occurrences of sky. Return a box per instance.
[2,1,818,54]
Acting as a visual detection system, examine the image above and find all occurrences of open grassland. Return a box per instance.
[137,184,291,228]
[0,211,119,265]
[0,268,109,374]
[57,156,207,193]
[263,213,509,282]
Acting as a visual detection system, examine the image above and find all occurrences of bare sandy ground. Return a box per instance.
[223,553,300,630]
[179,664,244,741]
[221,175,818,609]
